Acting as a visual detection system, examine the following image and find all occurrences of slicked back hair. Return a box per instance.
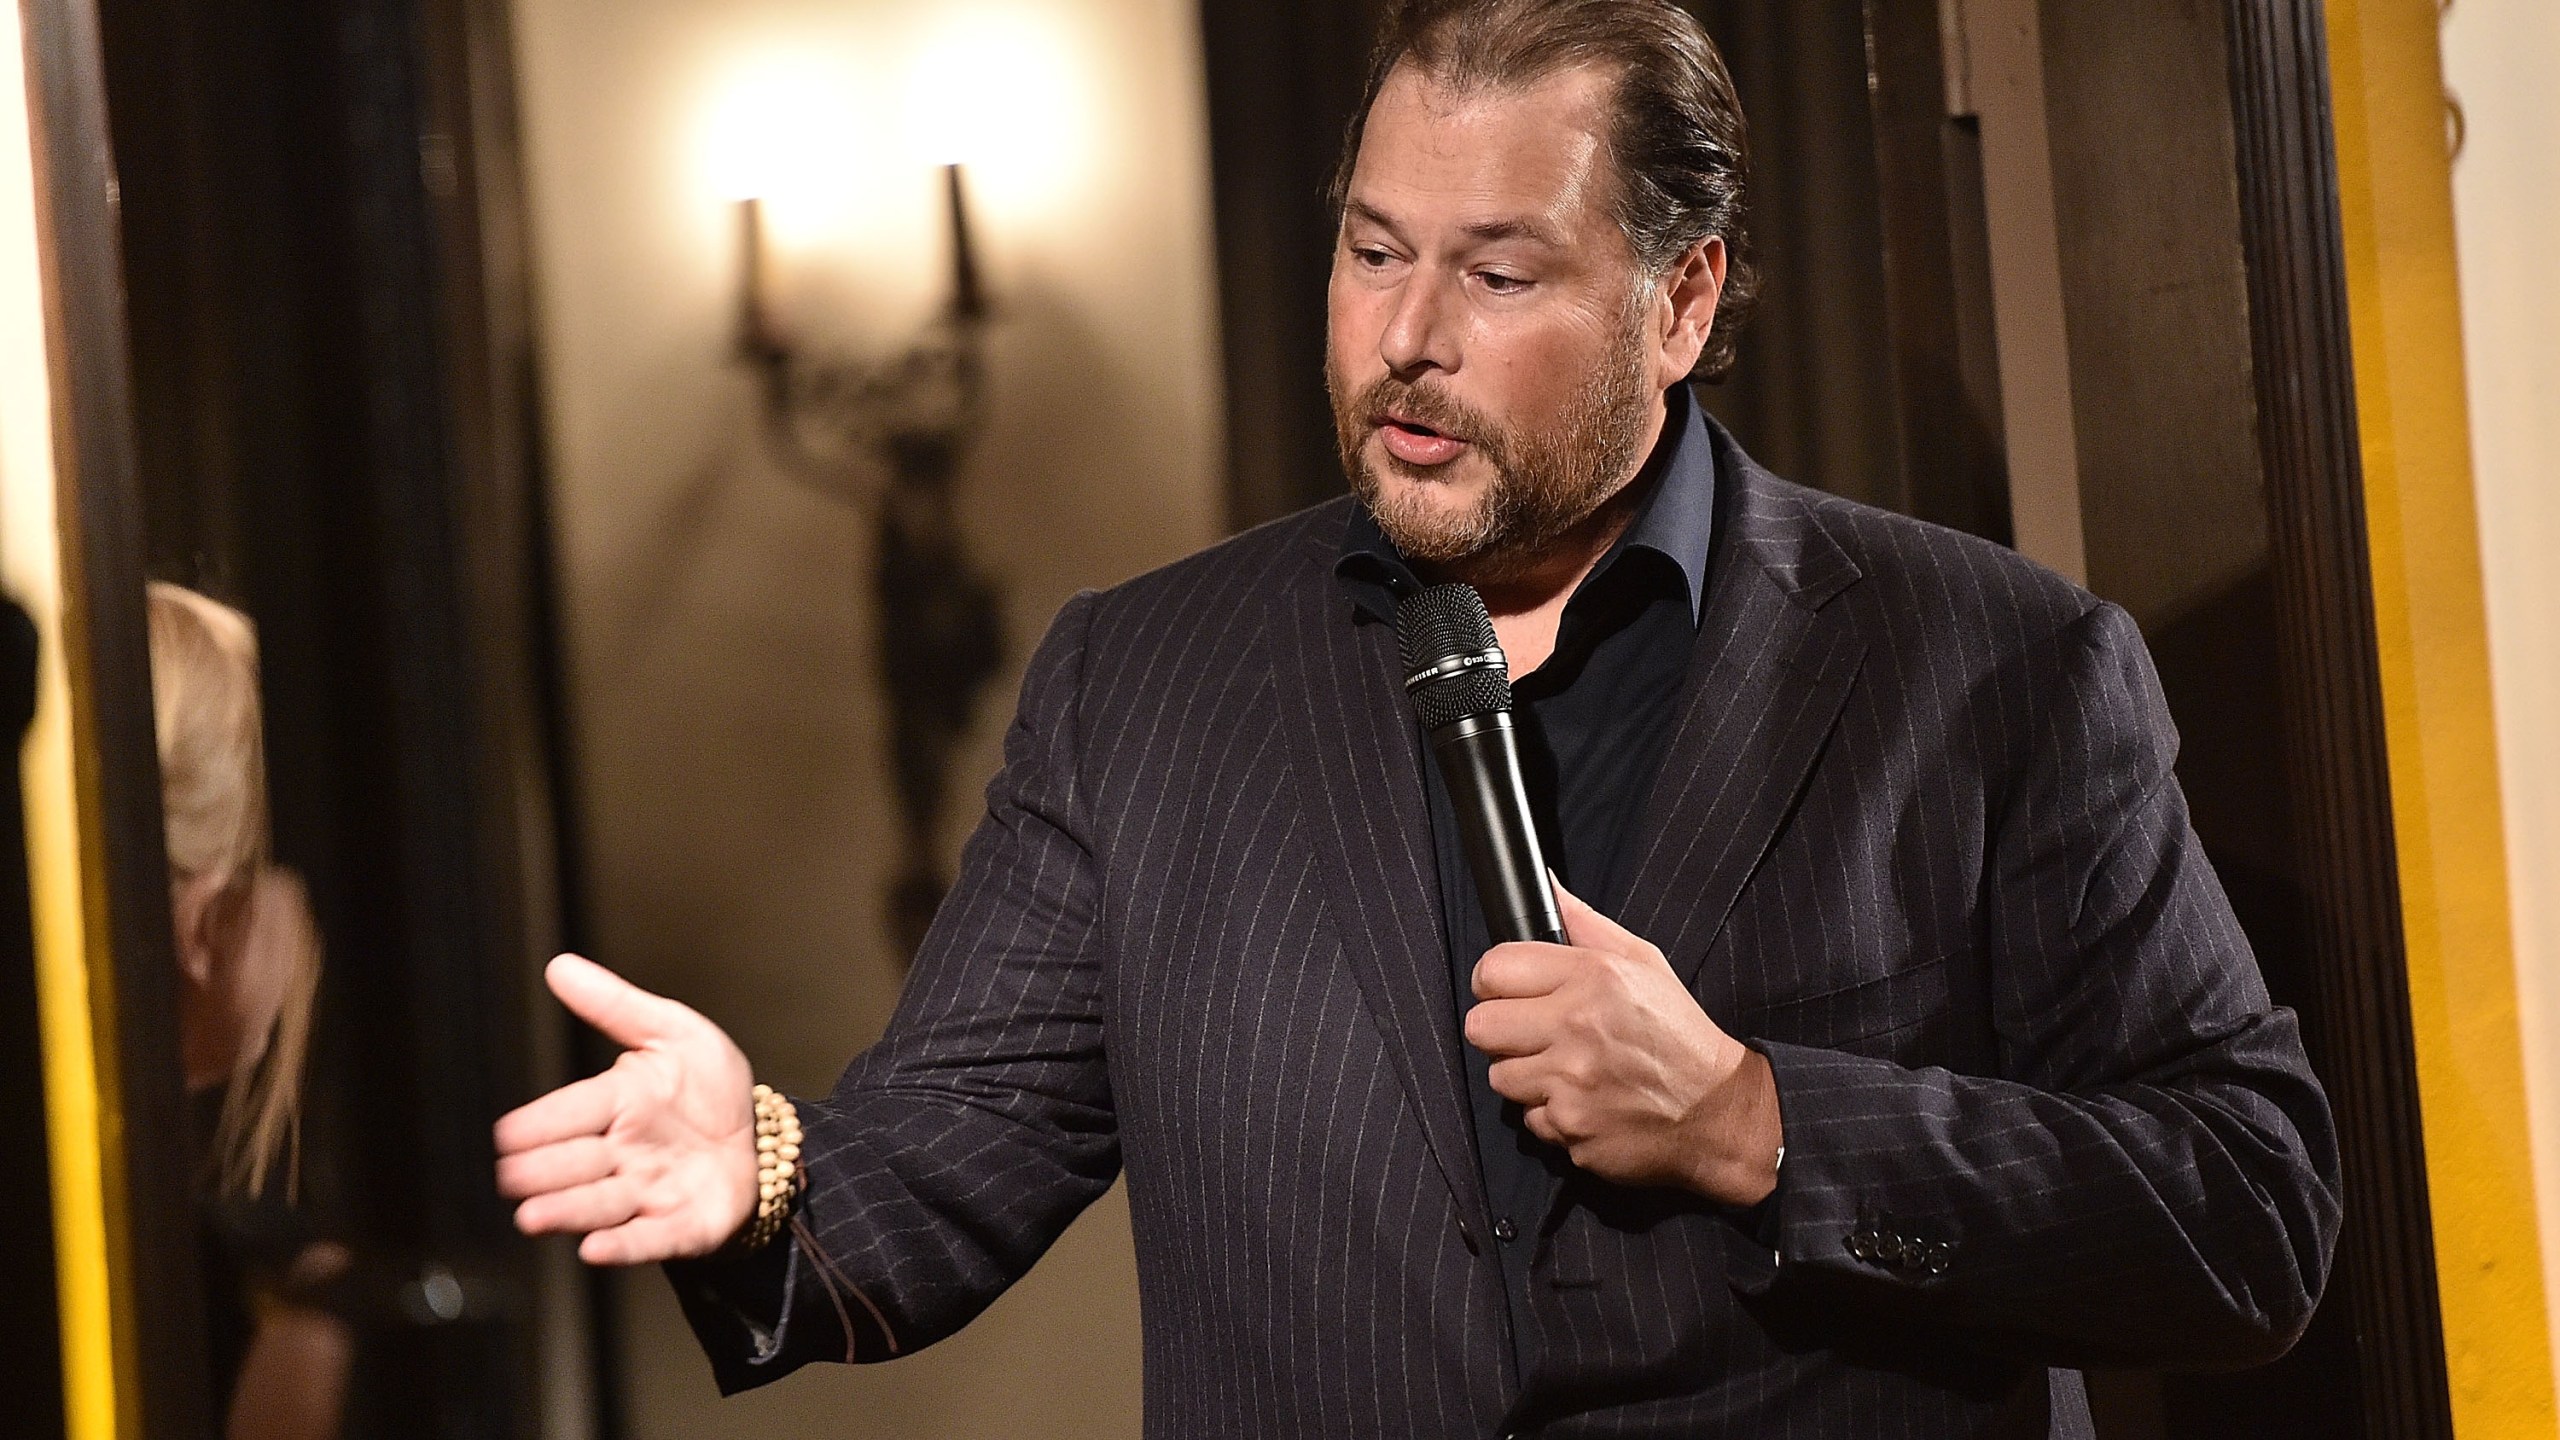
[1329,0,1759,382]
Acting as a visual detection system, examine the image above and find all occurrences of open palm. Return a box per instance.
[493,955,761,1265]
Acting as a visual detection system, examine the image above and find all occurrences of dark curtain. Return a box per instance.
[1681,1,1902,512]
[1197,0,1391,530]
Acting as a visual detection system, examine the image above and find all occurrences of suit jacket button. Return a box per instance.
[1493,1217,1519,1244]
[1845,1228,1876,1262]
[1923,1242,1953,1275]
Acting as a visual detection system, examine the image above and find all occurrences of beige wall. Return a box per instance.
[1946,0,2086,586]
[2442,0,2560,1386]
[507,0,1228,1431]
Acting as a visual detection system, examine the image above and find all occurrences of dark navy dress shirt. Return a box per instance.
[1333,383,1718,1382]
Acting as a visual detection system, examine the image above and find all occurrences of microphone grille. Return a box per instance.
[1395,583,1512,729]
[1394,583,1498,675]
[1410,667,1512,732]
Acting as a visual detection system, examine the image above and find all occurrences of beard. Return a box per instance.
[1327,312,1657,583]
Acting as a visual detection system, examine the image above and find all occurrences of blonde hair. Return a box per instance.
[148,582,320,1199]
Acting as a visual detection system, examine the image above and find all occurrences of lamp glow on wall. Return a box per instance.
[901,17,1084,198]
[696,48,972,435]
[696,20,1081,962]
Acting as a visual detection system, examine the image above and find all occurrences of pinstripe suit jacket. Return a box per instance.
[680,432,2340,1438]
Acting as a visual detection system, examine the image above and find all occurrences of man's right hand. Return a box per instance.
[494,955,760,1265]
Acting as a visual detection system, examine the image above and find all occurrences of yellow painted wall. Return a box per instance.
[1,5,126,1439]
[2323,0,2558,1430]
[2441,0,2560,1400]
[506,0,1227,1432]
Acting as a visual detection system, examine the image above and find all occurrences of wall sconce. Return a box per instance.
[729,158,1005,964]
[733,160,987,471]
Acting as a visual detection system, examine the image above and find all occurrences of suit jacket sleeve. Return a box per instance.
[1742,600,2341,1370]
[667,589,1121,1391]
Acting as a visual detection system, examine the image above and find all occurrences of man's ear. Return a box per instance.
[1652,235,1727,387]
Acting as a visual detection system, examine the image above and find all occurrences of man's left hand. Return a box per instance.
[1465,880,1782,1207]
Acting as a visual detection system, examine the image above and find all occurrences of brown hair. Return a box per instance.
[149,582,320,1199]
[1329,0,1760,381]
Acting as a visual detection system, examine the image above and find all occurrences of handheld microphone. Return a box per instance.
[1395,583,1567,946]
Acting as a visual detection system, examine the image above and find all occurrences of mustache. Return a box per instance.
[1351,375,1499,450]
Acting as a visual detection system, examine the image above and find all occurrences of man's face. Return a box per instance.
[1327,63,1675,579]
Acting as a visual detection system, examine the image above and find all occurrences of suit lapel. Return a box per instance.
[1267,462,1867,1237]
[1536,462,1869,1231]
[1269,535,1490,1231]
[1615,461,1867,999]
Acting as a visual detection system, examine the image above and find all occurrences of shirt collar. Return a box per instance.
[1334,382,1718,627]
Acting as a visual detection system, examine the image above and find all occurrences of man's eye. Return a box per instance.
[1353,247,1396,269]
[1477,271,1530,294]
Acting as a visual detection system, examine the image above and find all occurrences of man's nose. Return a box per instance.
[1378,270,1460,379]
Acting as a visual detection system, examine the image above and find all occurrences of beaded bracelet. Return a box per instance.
[740,1083,806,1252]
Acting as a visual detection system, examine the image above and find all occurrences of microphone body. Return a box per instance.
[1396,584,1568,946]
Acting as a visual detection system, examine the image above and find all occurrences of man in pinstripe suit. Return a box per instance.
[495,1,2340,1433]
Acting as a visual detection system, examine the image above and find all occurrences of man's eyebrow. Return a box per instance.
[1342,199,1405,238]
[1342,200,1565,250]
[1458,216,1566,247]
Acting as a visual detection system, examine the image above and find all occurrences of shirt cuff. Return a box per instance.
[1732,1039,1968,1297]
[1723,1041,1793,1296]
[664,1229,826,1394]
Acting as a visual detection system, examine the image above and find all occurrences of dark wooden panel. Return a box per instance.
[19,0,211,1429]
[2224,0,2453,1433]
[409,0,611,1424]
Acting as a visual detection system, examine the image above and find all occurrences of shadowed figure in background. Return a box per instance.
[149,582,347,1440]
